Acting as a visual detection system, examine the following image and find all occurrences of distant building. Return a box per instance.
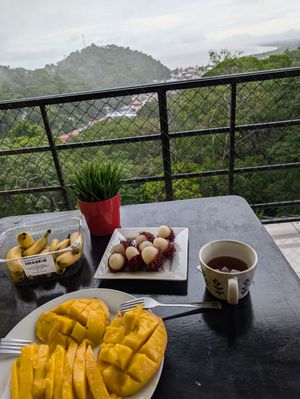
[170,66,204,81]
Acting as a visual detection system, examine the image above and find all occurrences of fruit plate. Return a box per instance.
[0,288,164,399]
[94,227,188,281]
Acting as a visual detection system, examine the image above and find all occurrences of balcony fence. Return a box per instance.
[0,67,299,223]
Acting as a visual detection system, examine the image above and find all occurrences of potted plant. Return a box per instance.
[72,161,121,236]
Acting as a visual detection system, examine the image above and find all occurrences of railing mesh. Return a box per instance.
[0,68,299,222]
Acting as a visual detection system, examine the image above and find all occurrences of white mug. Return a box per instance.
[199,240,257,305]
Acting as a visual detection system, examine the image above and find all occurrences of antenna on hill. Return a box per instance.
[82,34,86,49]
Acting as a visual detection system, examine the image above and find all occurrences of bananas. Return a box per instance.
[23,230,51,257]
[49,238,59,252]
[56,237,70,251]
[6,229,83,283]
[6,246,25,282]
[55,233,83,272]
[17,232,35,249]
[56,251,81,271]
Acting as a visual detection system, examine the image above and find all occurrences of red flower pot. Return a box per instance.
[78,193,121,236]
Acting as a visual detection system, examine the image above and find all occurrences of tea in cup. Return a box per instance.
[199,240,257,305]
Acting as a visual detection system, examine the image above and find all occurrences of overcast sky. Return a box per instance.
[1,0,300,70]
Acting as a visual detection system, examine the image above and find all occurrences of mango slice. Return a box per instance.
[98,305,167,397]
[45,352,55,399]
[11,300,168,399]
[11,360,19,399]
[19,344,37,399]
[73,342,88,399]
[85,345,110,399]
[61,341,78,399]
[36,298,109,349]
[53,345,65,399]
[33,344,50,398]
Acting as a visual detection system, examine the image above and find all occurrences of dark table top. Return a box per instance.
[1,195,300,398]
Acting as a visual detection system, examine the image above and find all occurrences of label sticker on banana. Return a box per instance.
[21,254,57,277]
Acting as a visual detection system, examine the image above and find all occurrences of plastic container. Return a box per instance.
[0,216,84,286]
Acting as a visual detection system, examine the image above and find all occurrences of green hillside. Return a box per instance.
[0,44,171,100]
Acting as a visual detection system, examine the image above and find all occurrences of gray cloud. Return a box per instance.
[0,0,299,69]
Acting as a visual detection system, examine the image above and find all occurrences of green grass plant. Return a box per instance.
[72,162,121,202]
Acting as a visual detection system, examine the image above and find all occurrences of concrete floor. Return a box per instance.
[265,222,300,279]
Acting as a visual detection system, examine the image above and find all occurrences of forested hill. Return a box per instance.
[0,44,171,100]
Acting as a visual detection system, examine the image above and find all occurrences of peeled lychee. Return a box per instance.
[153,237,175,259]
[141,246,164,271]
[125,246,143,271]
[157,225,175,242]
[137,240,153,252]
[111,239,133,255]
[135,231,155,245]
[108,253,125,272]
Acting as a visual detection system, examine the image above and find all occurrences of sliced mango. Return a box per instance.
[68,301,89,324]
[45,352,55,399]
[33,344,50,398]
[19,344,37,399]
[99,343,133,371]
[61,341,77,399]
[11,359,19,399]
[85,345,110,399]
[53,345,65,399]
[73,342,88,399]
[36,298,109,349]
[86,311,106,346]
[98,305,167,397]
[71,322,87,343]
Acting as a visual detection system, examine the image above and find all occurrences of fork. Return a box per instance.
[120,297,222,312]
[0,338,31,355]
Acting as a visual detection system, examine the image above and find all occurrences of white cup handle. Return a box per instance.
[227,277,239,305]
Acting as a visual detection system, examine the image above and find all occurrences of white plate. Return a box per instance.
[0,288,164,399]
[94,227,188,281]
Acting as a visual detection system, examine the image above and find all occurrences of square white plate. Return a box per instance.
[94,227,188,281]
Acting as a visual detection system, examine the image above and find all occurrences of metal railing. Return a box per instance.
[0,67,299,223]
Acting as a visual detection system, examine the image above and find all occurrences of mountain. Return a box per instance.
[0,44,171,101]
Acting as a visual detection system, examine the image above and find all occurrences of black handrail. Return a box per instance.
[1,66,300,110]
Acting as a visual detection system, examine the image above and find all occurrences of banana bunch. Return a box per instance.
[55,231,83,274]
[6,229,83,282]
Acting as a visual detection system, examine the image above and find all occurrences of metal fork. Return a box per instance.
[0,338,31,355]
[120,297,222,312]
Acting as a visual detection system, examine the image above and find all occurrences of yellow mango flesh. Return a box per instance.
[11,300,167,399]
[53,345,65,399]
[73,343,88,399]
[71,322,87,342]
[32,344,49,398]
[98,305,167,397]
[45,353,55,399]
[86,311,106,345]
[85,345,110,399]
[19,344,37,399]
[61,341,77,399]
[36,298,109,349]
[11,360,19,399]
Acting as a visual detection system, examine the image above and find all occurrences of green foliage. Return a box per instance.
[206,50,292,77]
[8,120,44,138]
[72,161,121,202]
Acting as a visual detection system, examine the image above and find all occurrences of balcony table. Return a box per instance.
[0,195,299,399]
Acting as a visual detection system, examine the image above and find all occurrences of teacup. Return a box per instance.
[199,240,257,305]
